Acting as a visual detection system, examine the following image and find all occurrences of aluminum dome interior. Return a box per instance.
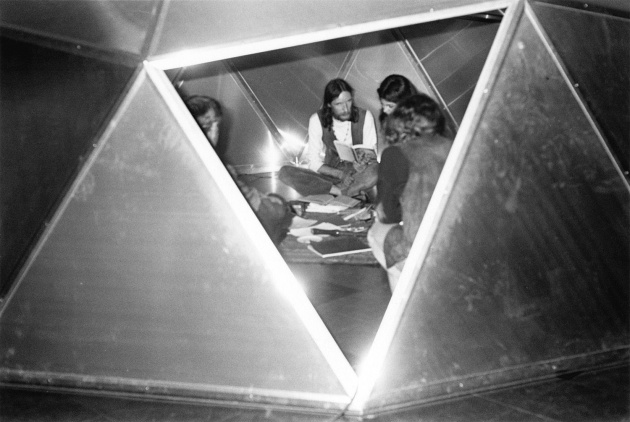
[0,0,628,417]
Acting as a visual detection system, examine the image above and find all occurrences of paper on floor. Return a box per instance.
[289,222,341,237]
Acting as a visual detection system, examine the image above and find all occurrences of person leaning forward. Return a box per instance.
[184,95,294,245]
[367,94,452,292]
[278,78,378,198]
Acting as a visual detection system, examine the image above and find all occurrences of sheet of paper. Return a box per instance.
[306,203,348,213]
[289,216,318,230]
[329,195,360,208]
[299,194,334,205]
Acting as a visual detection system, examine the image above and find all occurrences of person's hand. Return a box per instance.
[355,148,376,165]
[333,168,347,180]
[339,170,354,189]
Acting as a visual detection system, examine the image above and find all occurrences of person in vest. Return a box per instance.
[278,78,378,198]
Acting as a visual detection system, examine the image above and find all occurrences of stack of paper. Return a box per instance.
[299,194,360,213]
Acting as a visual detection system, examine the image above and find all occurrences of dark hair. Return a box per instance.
[377,74,418,123]
[321,78,359,129]
[383,93,445,145]
[377,74,418,103]
[184,95,222,119]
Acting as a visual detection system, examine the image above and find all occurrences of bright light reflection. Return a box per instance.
[270,170,277,191]
[267,131,283,165]
[354,348,374,379]
[278,129,306,151]
[280,129,309,165]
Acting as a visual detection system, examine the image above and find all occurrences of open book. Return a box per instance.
[333,141,376,163]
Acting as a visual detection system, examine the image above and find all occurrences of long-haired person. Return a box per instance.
[278,78,378,198]
[377,74,418,123]
[368,93,451,291]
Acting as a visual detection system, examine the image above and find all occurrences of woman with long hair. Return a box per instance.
[368,93,452,291]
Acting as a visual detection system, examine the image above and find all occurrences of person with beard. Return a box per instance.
[278,78,378,198]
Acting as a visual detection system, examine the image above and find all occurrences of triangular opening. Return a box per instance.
[2,0,627,418]
[165,11,504,374]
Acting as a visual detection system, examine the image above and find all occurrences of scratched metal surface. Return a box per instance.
[0,72,349,407]
[0,38,135,297]
[531,1,630,173]
[368,9,629,410]
[0,1,157,56]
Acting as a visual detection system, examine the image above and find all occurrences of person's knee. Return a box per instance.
[277,165,293,182]
[277,165,303,189]
[368,222,393,270]
[367,226,380,251]
[361,163,379,187]
[387,268,401,292]
[346,165,378,195]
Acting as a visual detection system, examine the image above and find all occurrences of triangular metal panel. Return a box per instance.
[530,1,630,173]
[0,37,135,297]
[356,1,629,413]
[0,0,159,57]
[0,64,356,411]
[148,0,512,69]
[400,17,501,126]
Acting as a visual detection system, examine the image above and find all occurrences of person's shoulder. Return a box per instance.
[429,134,454,152]
[381,144,406,161]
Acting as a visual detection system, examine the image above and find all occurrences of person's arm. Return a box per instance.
[352,111,378,168]
[226,164,263,210]
[306,113,325,172]
[376,146,409,224]
[361,110,378,150]
[317,164,346,179]
[306,113,348,180]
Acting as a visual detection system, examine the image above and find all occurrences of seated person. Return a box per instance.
[377,74,418,124]
[184,95,293,245]
[376,74,418,158]
[367,94,452,292]
[278,78,378,198]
